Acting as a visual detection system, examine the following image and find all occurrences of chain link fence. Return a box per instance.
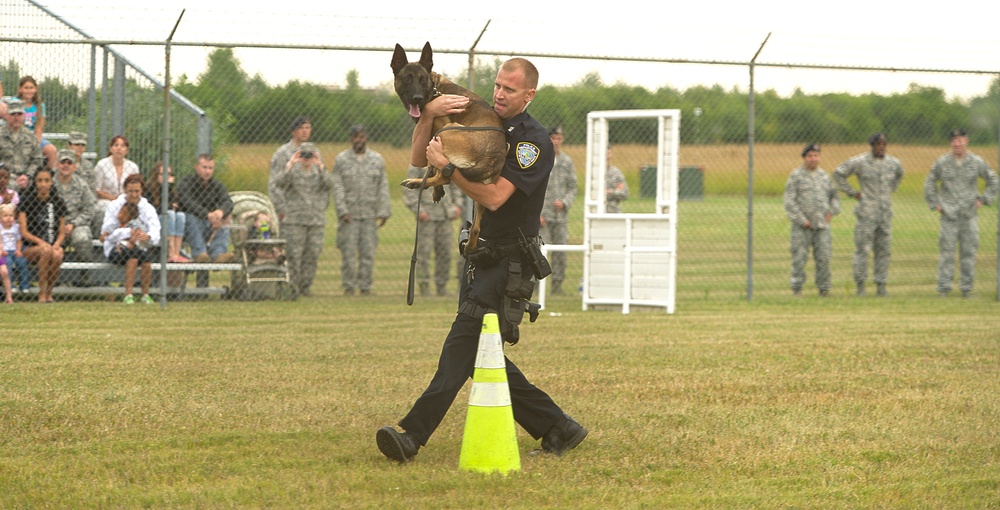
[2,0,999,306]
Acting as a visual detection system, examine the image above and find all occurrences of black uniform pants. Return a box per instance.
[398,257,564,446]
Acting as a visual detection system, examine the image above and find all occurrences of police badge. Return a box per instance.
[516,142,540,169]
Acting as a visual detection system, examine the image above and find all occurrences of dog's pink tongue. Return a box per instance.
[409,104,421,118]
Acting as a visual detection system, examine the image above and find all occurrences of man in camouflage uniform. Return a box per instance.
[924,129,999,298]
[540,125,577,294]
[53,149,97,283]
[0,98,44,192]
[605,146,629,213]
[402,165,463,296]
[269,116,312,227]
[272,142,335,297]
[833,133,904,296]
[66,131,95,190]
[784,144,840,296]
[331,125,391,295]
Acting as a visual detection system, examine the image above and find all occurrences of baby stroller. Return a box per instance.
[227,191,296,301]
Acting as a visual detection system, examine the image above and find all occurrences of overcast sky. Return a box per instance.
[20,0,1000,100]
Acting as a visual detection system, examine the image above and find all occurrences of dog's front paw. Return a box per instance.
[400,178,422,189]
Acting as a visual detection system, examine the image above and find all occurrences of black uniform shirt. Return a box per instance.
[480,110,553,241]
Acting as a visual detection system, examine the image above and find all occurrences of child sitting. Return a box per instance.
[0,203,30,294]
[246,211,281,263]
[103,202,148,256]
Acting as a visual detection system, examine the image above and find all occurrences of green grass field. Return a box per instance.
[2,291,997,508]
[2,144,998,508]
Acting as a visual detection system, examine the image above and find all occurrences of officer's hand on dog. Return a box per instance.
[424,94,469,117]
[426,137,448,169]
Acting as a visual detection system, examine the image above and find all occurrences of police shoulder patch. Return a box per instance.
[516,142,540,169]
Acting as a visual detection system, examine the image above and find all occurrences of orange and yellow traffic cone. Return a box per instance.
[458,312,521,474]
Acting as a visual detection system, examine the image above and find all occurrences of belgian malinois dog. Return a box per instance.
[391,41,506,255]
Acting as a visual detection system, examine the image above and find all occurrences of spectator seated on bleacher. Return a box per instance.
[100,174,160,305]
[53,149,97,278]
[178,154,234,264]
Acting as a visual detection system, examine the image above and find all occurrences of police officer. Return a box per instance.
[540,125,577,295]
[53,149,97,276]
[273,142,334,297]
[784,143,839,296]
[376,57,587,464]
[833,133,904,296]
[331,125,391,296]
[402,164,464,296]
[924,129,999,297]
[0,98,44,191]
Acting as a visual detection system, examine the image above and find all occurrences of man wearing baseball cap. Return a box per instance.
[833,132,905,296]
[924,129,999,297]
[0,98,45,191]
[66,130,95,189]
[53,148,97,282]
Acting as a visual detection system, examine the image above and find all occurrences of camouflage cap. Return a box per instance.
[4,98,24,114]
[57,149,76,163]
[299,142,318,155]
[68,131,87,145]
[948,128,967,139]
[801,143,820,157]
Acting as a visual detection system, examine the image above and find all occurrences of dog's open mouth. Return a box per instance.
[408,103,421,119]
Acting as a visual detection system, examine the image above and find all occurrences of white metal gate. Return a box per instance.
[581,110,679,314]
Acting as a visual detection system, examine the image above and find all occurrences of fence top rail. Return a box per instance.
[3,36,999,78]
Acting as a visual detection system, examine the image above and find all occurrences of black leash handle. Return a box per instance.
[407,126,503,305]
[406,166,433,306]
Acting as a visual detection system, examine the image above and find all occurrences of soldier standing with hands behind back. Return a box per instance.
[833,133,904,297]
[402,164,463,297]
[924,129,998,298]
[784,143,839,297]
[540,125,577,295]
[331,125,391,296]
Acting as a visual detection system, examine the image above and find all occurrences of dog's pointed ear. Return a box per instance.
[419,41,433,73]
[391,43,408,75]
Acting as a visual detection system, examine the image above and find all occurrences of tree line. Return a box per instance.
[5,50,999,151]
[174,50,1000,147]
